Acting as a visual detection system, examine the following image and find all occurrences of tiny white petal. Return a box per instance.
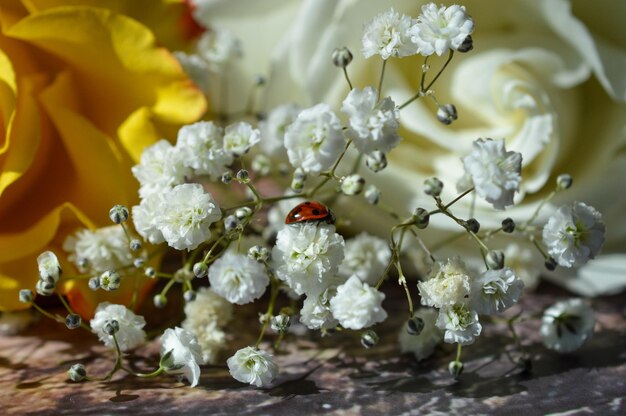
[540,298,595,353]
[227,346,278,387]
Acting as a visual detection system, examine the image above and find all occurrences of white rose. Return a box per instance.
[195,0,626,295]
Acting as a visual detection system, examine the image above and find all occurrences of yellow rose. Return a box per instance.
[200,0,626,295]
[0,0,207,314]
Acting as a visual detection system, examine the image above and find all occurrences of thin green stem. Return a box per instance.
[255,278,280,348]
[444,187,475,210]
[377,59,387,100]
[455,343,463,362]
[342,67,353,90]
[521,189,557,230]
[424,50,454,92]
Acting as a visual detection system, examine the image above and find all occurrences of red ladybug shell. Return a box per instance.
[285,201,335,225]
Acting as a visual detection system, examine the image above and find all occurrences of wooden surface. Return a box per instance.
[1,283,626,415]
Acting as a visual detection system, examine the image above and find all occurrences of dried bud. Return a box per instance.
[413,208,430,229]
[360,330,379,349]
[457,35,473,53]
[236,169,250,183]
[502,217,515,233]
[332,47,353,68]
[366,151,387,173]
[193,262,208,278]
[18,289,34,304]
[235,207,253,221]
[545,257,557,271]
[448,360,464,377]
[88,277,100,291]
[183,290,196,302]
[424,177,444,197]
[407,316,425,336]
[364,185,381,205]
[65,314,82,330]
[556,174,573,190]
[486,250,505,270]
[68,364,87,382]
[465,218,480,233]
[224,215,240,232]
[36,279,55,296]
[221,171,233,184]
[145,267,156,278]
[436,104,458,125]
[270,314,291,334]
[103,319,120,336]
[108,204,129,224]
[153,294,167,309]
[133,258,145,268]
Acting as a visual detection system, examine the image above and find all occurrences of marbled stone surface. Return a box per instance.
[1,283,625,415]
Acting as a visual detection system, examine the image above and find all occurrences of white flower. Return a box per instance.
[131,140,188,199]
[272,223,345,296]
[227,346,278,387]
[418,257,471,309]
[37,251,61,283]
[284,104,346,175]
[542,202,605,268]
[341,87,400,154]
[175,121,233,180]
[160,327,203,387]
[470,268,524,315]
[462,138,522,210]
[182,287,233,364]
[398,308,442,361]
[361,9,417,60]
[339,233,391,286]
[258,103,301,156]
[223,122,261,157]
[330,275,387,330]
[90,303,146,351]
[197,27,242,69]
[208,251,269,304]
[436,304,482,345]
[157,184,222,251]
[409,3,474,56]
[300,291,338,330]
[63,226,133,273]
[132,192,166,245]
[540,298,595,353]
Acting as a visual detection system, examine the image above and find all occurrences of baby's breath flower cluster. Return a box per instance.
[18,3,605,389]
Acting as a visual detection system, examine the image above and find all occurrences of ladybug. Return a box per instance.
[285,201,335,225]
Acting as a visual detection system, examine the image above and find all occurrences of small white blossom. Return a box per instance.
[272,223,345,296]
[436,304,482,345]
[227,346,278,387]
[330,275,387,330]
[90,303,146,351]
[223,122,261,157]
[157,184,221,251]
[37,251,61,283]
[398,308,442,361]
[300,291,338,330]
[160,327,203,387]
[409,3,474,56]
[540,298,595,353]
[361,9,417,59]
[542,202,605,268]
[284,104,346,175]
[259,103,301,156]
[418,257,471,309]
[63,226,133,273]
[131,140,188,198]
[340,174,365,195]
[182,287,233,364]
[208,252,269,304]
[470,268,524,315]
[132,193,166,245]
[339,233,391,286]
[175,121,233,180]
[197,27,242,69]
[341,87,400,154]
[462,138,522,210]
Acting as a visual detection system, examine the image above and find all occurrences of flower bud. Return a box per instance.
[78,257,89,270]
[108,204,129,224]
[486,250,505,270]
[224,215,240,232]
[103,319,120,336]
[254,74,266,86]
[248,245,269,262]
[413,208,430,229]
[193,262,208,278]
[424,177,444,197]
[448,360,464,377]
[341,174,365,196]
[465,218,480,233]
[133,258,145,268]
[99,271,121,291]
[364,185,380,205]
[221,171,233,184]
[235,207,253,221]
[365,151,387,173]
[19,289,34,304]
[270,314,291,334]
[68,364,87,382]
[145,266,156,278]
[183,290,196,302]
[36,279,55,296]
[88,277,100,291]
[556,173,573,190]
[153,294,167,309]
[407,316,425,336]
[457,35,473,53]
[236,169,250,183]
[129,239,142,252]
[360,330,379,349]
[252,154,271,176]
[65,314,82,330]
[544,257,557,271]
[436,104,458,125]
[502,217,515,233]
[332,47,353,68]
